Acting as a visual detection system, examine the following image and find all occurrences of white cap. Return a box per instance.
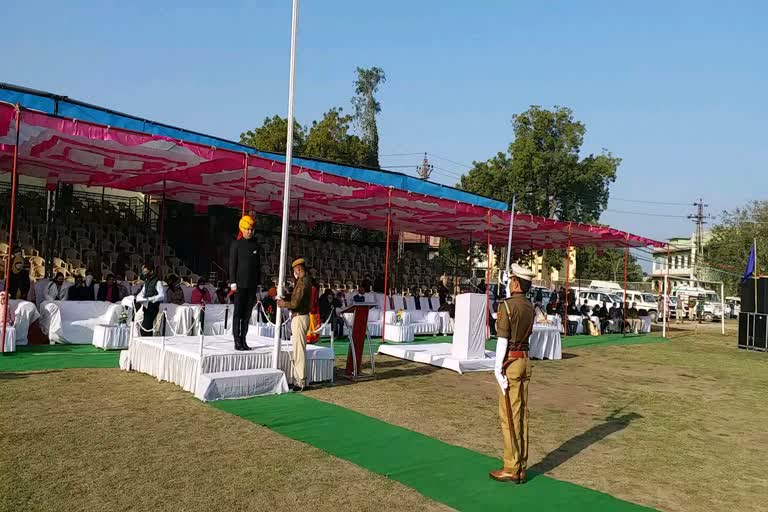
[510,263,534,282]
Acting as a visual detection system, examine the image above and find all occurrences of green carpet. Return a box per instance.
[0,344,121,372]
[214,394,654,512]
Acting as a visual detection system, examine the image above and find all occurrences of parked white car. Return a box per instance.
[618,290,660,322]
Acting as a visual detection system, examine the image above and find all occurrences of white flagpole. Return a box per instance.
[504,195,516,277]
[272,0,300,370]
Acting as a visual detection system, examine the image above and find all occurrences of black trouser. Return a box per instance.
[567,320,579,336]
[233,288,258,345]
[141,302,160,336]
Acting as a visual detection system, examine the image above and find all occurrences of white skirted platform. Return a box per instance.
[123,334,334,395]
[529,325,562,360]
[195,368,289,401]
[377,342,494,374]
[2,326,16,352]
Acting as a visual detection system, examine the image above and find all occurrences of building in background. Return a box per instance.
[651,231,713,291]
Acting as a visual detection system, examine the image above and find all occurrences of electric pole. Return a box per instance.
[416,153,433,180]
[687,198,710,281]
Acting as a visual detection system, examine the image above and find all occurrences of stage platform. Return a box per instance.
[122,334,334,395]
[377,342,494,374]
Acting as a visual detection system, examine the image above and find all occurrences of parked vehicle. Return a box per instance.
[578,290,622,311]
[672,286,723,321]
[725,297,741,318]
[617,290,660,322]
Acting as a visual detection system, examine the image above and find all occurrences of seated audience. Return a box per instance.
[191,277,212,304]
[6,248,32,301]
[626,302,641,333]
[68,275,94,301]
[438,296,456,319]
[566,301,580,336]
[97,274,122,303]
[597,301,610,334]
[166,275,185,305]
[580,300,591,317]
[353,286,367,303]
[45,272,68,302]
[546,296,559,316]
[609,303,625,333]
[214,281,230,305]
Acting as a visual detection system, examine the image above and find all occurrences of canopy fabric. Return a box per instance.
[0,99,662,250]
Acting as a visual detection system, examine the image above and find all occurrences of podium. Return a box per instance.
[452,293,487,360]
[339,303,377,378]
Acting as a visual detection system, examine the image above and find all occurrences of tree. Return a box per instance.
[304,108,368,166]
[576,247,644,283]
[704,200,768,294]
[352,66,386,168]
[459,105,619,223]
[239,115,306,154]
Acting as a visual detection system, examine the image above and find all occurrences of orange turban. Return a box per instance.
[237,215,255,240]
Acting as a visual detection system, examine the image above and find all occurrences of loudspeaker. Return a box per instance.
[738,312,768,350]
[740,278,768,314]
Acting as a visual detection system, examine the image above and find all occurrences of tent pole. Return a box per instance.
[720,282,725,336]
[564,224,571,336]
[272,0,300,370]
[663,244,670,338]
[241,153,249,216]
[158,179,166,279]
[2,106,21,354]
[504,196,516,277]
[486,209,492,339]
[623,241,629,336]
[382,188,392,341]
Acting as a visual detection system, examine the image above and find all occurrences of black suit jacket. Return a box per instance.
[229,238,262,289]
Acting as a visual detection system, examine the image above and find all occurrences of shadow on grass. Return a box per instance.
[0,369,63,380]
[529,407,643,477]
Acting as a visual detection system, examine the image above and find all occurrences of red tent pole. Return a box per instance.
[486,209,491,339]
[158,179,166,278]
[381,189,393,340]
[623,238,629,335]
[241,153,249,216]
[2,106,21,354]
[564,224,572,336]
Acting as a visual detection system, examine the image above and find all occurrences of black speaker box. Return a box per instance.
[738,312,768,350]
[740,278,768,314]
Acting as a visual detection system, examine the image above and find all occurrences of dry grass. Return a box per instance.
[0,369,450,512]
[307,323,768,512]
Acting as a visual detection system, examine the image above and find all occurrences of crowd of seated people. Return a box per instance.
[533,287,649,335]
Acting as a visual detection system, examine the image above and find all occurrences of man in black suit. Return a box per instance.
[229,215,261,351]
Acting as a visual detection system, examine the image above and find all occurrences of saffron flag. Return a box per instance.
[742,245,756,283]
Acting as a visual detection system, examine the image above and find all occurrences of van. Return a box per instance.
[619,290,660,322]
[578,290,621,311]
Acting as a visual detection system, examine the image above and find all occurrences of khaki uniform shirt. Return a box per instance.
[496,292,534,351]
[283,276,312,315]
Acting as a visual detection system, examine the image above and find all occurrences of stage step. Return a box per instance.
[194,368,289,401]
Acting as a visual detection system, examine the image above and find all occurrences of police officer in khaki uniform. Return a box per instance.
[278,258,312,391]
[490,264,535,484]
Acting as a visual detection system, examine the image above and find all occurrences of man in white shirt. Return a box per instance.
[136,263,166,336]
[45,273,68,302]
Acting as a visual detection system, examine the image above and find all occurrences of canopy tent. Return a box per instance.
[0,95,661,251]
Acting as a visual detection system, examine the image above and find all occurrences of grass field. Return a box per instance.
[2,323,767,511]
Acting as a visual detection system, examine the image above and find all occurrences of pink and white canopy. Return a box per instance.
[0,102,662,250]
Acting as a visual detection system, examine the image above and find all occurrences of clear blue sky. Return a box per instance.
[4,0,766,246]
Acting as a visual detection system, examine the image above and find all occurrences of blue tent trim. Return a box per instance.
[0,83,506,211]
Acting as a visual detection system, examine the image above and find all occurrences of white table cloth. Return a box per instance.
[40,301,123,344]
[2,326,16,352]
[641,316,652,333]
[8,300,40,345]
[529,325,562,360]
[92,324,130,350]
[384,324,415,343]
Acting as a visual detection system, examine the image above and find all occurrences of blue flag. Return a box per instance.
[742,245,755,283]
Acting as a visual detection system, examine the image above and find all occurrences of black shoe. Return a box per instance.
[240,341,252,351]
[291,384,307,392]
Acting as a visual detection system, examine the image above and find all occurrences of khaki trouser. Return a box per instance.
[498,357,532,473]
[290,314,309,387]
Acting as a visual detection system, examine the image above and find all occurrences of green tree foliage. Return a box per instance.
[576,247,645,283]
[352,66,386,168]
[239,115,306,154]
[304,108,368,166]
[459,105,619,223]
[704,200,768,293]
